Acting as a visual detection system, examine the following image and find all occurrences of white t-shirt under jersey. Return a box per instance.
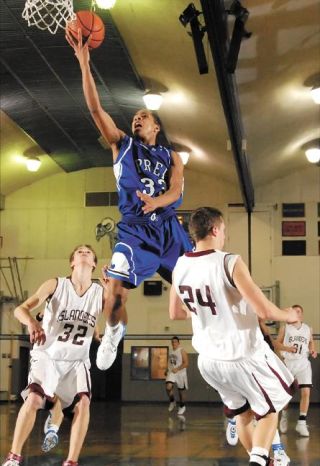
[32,277,103,361]
[282,322,311,360]
[173,249,265,361]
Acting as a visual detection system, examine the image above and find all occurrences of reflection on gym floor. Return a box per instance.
[1,402,319,465]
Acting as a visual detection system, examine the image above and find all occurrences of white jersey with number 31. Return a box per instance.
[282,323,311,360]
[173,250,265,361]
[32,277,103,361]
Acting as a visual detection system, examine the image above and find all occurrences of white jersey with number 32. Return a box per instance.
[32,277,103,361]
[173,250,264,361]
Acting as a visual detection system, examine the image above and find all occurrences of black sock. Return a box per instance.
[169,396,175,402]
[299,414,307,421]
[179,403,185,408]
[249,454,269,466]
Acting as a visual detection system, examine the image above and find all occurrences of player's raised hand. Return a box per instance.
[136,190,158,214]
[27,319,46,345]
[65,27,90,67]
[99,266,109,290]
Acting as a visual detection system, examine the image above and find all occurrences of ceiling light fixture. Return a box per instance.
[305,147,320,164]
[142,91,163,111]
[178,151,190,165]
[171,142,191,165]
[310,86,320,104]
[302,139,320,164]
[94,0,116,9]
[26,156,41,172]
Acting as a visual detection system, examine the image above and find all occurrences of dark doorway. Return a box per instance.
[90,339,123,401]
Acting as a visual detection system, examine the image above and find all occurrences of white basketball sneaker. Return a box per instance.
[273,448,290,466]
[226,418,238,446]
[96,323,124,370]
[168,401,176,412]
[279,413,288,434]
[42,430,59,452]
[295,420,309,437]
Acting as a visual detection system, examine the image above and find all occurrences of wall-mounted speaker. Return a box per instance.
[143,280,162,296]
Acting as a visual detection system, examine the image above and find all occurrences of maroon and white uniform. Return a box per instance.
[173,250,294,418]
[282,323,313,387]
[166,346,188,389]
[23,277,103,408]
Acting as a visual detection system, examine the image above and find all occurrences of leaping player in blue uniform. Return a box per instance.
[66,29,192,370]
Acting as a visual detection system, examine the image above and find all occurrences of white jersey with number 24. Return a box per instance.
[173,250,265,361]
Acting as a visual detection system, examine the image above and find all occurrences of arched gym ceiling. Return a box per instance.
[1,0,319,196]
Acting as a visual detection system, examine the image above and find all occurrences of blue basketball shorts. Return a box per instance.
[107,215,193,287]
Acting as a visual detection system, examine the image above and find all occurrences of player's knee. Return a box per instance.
[76,393,90,412]
[25,391,44,411]
[237,408,253,424]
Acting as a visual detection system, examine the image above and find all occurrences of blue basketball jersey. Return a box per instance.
[114,136,182,219]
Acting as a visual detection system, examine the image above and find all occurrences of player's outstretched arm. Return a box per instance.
[233,257,299,323]
[136,151,184,214]
[14,278,57,344]
[66,28,125,156]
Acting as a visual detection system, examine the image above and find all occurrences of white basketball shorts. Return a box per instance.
[198,343,294,419]
[166,370,188,390]
[284,357,312,387]
[22,350,91,409]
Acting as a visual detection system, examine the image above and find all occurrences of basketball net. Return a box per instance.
[22,0,76,34]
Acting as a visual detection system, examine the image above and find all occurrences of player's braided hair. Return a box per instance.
[189,207,223,241]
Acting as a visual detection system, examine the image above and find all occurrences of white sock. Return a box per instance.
[106,322,121,335]
[250,447,269,465]
[272,429,281,445]
[281,410,288,418]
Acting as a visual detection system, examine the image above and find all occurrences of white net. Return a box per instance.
[22,0,76,35]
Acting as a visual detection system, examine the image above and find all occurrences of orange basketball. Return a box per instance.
[68,10,105,49]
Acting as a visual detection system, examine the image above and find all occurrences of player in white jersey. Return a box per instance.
[166,336,189,415]
[276,304,317,437]
[2,245,105,466]
[169,207,299,466]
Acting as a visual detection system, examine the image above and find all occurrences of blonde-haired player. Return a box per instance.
[169,207,299,466]
[2,245,105,466]
[277,304,317,437]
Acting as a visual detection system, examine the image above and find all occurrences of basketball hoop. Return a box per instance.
[22,0,76,34]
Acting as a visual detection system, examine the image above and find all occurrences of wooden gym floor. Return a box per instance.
[1,402,319,465]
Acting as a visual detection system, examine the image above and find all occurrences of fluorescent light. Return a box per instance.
[178,151,190,165]
[95,0,116,8]
[26,157,41,172]
[310,86,320,104]
[305,148,320,164]
[142,92,163,111]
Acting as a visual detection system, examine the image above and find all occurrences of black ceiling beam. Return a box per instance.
[200,0,254,212]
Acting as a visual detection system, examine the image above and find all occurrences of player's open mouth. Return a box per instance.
[134,124,142,129]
